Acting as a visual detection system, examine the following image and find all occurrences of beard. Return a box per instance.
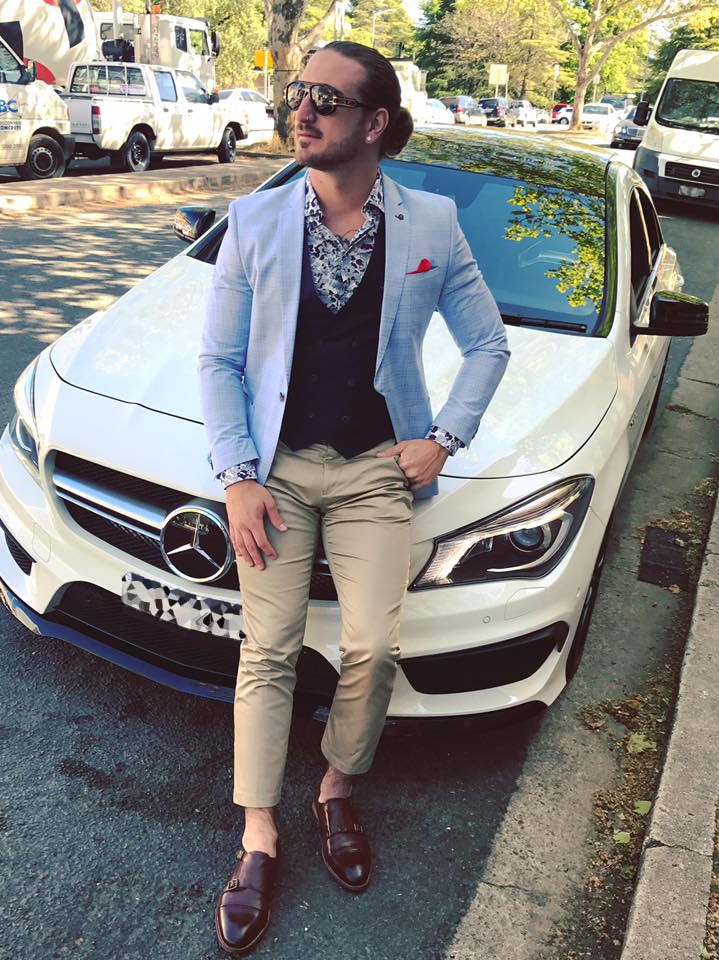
[294,122,365,171]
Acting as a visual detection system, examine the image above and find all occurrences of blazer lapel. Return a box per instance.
[376,174,410,374]
[278,174,307,382]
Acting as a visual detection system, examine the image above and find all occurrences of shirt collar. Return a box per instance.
[304,171,384,223]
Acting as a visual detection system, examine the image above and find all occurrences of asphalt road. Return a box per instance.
[0,171,718,960]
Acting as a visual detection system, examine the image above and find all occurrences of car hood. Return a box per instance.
[49,254,617,479]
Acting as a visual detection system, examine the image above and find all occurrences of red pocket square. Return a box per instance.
[406,258,433,275]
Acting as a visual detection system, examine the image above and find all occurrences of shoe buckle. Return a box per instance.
[226,878,242,891]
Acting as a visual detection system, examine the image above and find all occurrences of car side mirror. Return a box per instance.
[211,30,221,57]
[633,101,651,126]
[173,206,216,243]
[207,91,219,105]
[632,290,708,338]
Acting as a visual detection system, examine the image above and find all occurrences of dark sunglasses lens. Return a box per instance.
[311,85,337,115]
[285,82,305,110]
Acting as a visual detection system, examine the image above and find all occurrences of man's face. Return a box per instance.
[293,50,372,171]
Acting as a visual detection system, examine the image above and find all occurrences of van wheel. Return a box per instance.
[19,135,66,180]
[218,126,237,163]
[114,131,151,172]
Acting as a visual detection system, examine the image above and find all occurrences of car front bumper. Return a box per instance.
[634,146,719,207]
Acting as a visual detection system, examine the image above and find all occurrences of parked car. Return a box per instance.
[610,107,646,149]
[506,99,538,127]
[0,130,708,722]
[439,95,487,125]
[478,96,509,125]
[218,87,275,139]
[552,104,573,125]
[421,98,455,125]
[601,94,634,118]
[535,108,551,125]
[580,102,618,134]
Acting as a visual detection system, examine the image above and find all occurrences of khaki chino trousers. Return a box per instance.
[233,440,413,808]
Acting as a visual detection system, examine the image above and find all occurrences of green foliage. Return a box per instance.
[645,11,719,101]
[633,800,652,815]
[346,0,417,59]
[613,830,631,844]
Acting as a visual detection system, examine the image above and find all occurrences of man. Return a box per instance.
[199,40,509,956]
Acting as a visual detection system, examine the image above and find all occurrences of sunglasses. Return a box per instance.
[284,80,373,116]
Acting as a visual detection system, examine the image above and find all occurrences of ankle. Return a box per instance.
[242,807,278,857]
[318,766,354,803]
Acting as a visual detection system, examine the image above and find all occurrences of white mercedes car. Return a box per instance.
[0,130,708,721]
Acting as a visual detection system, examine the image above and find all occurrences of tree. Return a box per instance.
[546,0,719,129]
[346,0,417,60]
[644,9,719,99]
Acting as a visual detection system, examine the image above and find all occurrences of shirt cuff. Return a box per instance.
[426,425,465,457]
[220,461,258,489]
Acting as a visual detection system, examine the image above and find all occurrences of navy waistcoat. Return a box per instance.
[280,219,394,458]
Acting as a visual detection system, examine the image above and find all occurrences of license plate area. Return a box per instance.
[122,572,244,639]
[678,184,706,198]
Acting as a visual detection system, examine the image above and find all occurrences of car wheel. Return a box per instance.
[18,134,66,180]
[218,126,237,163]
[113,130,151,173]
[565,524,611,681]
[559,117,569,126]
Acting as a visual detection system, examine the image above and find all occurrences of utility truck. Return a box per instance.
[63,60,242,171]
[0,33,74,179]
[633,48,719,208]
[0,0,220,89]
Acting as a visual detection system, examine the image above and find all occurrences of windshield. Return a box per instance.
[656,77,719,133]
[190,158,606,334]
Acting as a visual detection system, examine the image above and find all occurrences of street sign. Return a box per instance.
[254,48,273,70]
[488,63,507,86]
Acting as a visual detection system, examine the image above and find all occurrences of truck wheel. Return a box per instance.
[19,135,66,180]
[116,131,151,173]
[218,127,237,164]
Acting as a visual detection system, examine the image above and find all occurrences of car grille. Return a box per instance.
[0,519,34,575]
[45,582,340,699]
[50,451,338,600]
[664,162,719,186]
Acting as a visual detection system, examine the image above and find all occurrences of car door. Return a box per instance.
[176,70,215,147]
[622,189,669,462]
[0,43,27,165]
[152,70,184,150]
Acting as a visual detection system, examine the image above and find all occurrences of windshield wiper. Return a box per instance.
[502,314,588,333]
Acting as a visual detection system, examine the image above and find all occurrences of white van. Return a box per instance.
[0,34,74,179]
[633,48,719,207]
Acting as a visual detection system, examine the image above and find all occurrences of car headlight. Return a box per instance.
[9,358,40,478]
[614,124,623,135]
[411,476,594,590]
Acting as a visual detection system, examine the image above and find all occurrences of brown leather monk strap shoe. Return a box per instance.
[215,849,277,956]
[312,796,371,892]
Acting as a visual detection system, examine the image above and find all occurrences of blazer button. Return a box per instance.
[341,415,350,423]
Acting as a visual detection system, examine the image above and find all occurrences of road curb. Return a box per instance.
[620,288,719,960]
[0,155,288,214]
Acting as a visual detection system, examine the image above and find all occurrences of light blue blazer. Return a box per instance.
[199,171,509,499]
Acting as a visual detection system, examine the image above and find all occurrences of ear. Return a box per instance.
[365,106,390,144]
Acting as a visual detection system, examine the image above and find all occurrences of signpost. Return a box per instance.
[488,63,508,97]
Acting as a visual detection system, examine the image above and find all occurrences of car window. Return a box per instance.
[189,29,209,57]
[190,159,607,333]
[629,192,652,303]
[177,71,207,104]
[637,191,662,263]
[174,26,188,53]
[155,71,177,103]
[0,44,23,83]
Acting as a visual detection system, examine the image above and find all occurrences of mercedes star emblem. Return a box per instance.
[691,168,702,179]
[160,506,233,583]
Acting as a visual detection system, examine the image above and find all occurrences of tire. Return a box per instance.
[559,117,569,126]
[217,126,237,164]
[113,130,151,173]
[565,524,611,681]
[18,134,66,180]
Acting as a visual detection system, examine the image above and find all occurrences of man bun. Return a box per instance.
[382,106,414,157]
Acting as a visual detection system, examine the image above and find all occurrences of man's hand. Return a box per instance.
[377,439,449,491]
[226,481,287,570]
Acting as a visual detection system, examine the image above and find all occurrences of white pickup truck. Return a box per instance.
[0,34,74,179]
[63,61,245,172]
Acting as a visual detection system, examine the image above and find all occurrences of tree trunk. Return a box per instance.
[269,0,305,144]
[570,42,593,130]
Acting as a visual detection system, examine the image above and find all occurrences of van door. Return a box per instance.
[0,41,28,165]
